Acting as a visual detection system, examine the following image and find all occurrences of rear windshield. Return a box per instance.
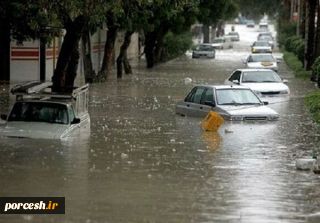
[242,71,282,83]
[254,41,270,47]
[8,102,69,124]
[197,45,214,51]
[248,54,275,62]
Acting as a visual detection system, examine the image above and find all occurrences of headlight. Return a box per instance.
[268,115,279,121]
[229,116,244,121]
[279,90,289,94]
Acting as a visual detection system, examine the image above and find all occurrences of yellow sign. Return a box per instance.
[201,111,224,131]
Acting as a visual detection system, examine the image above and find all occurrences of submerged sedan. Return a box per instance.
[225,69,290,96]
[192,44,216,58]
[176,85,279,121]
[244,53,279,72]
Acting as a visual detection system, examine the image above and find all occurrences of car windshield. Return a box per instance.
[258,36,272,41]
[248,54,275,62]
[254,41,270,47]
[216,89,261,105]
[242,71,282,83]
[197,45,214,51]
[8,102,69,124]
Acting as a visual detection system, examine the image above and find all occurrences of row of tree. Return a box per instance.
[280,0,320,74]
[0,0,240,92]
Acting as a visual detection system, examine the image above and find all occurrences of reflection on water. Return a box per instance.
[1,25,320,222]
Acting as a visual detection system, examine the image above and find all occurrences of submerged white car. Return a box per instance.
[225,69,290,96]
[211,37,233,49]
[0,82,90,139]
[244,53,279,72]
[176,85,279,121]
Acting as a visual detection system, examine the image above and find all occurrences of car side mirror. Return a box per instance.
[1,114,7,120]
[204,101,215,107]
[232,80,240,85]
[263,101,269,105]
[71,118,81,124]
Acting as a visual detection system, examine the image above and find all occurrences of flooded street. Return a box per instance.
[1,25,320,222]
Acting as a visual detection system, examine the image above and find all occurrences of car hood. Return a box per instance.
[241,83,289,92]
[247,62,277,68]
[0,122,70,139]
[219,105,279,117]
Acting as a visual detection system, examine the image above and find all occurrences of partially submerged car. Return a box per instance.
[0,81,90,139]
[176,85,279,121]
[192,44,216,58]
[251,41,272,53]
[211,37,233,49]
[257,35,274,49]
[246,20,255,28]
[244,53,279,72]
[225,69,290,96]
[227,32,240,41]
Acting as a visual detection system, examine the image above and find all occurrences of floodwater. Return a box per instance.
[1,24,320,223]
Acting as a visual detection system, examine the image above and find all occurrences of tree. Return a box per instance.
[50,0,106,92]
[198,0,238,43]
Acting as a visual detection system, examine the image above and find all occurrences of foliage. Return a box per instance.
[284,36,304,63]
[235,0,280,20]
[305,91,320,123]
[162,31,193,60]
[283,51,310,79]
[198,0,238,25]
[278,22,297,47]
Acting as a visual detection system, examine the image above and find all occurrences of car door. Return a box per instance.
[198,87,216,116]
[181,87,206,116]
[225,70,242,85]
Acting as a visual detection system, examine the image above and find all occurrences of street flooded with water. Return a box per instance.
[1,25,320,223]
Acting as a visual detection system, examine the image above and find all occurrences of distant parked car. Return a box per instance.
[246,20,255,28]
[211,37,233,49]
[259,22,269,31]
[244,53,279,72]
[175,85,279,121]
[192,44,216,58]
[251,41,272,53]
[224,69,290,96]
[227,32,240,41]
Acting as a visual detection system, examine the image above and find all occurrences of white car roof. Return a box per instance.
[233,68,275,73]
[196,85,251,90]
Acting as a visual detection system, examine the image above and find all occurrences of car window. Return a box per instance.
[68,106,76,123]
[185,87,197,102]
[8,102,69,124]
[229,71,241,81]
[191,87,206,104]
[249,54,274,62]
[201,88,214,104]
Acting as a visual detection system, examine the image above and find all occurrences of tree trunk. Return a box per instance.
[116,31,133,79]
[81,30,95,83]
[99,26,118,80]
[145,31,156,68]
[304,0,316,70]
[52,16,86,93]
[154,26,169,63]
[0,20,10,82]
[203,25,210,43]
[314,0,320,57]
[300,0,306,38]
